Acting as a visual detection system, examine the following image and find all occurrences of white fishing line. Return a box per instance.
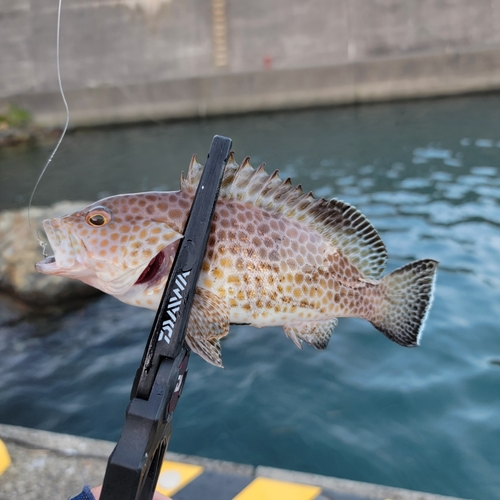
[28,0,70,257]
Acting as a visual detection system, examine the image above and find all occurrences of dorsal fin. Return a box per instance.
[181,155,387,278]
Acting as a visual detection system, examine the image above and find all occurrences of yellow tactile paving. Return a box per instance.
[233,477,321,500]
[0,439,11,475]
[155,460,204,496]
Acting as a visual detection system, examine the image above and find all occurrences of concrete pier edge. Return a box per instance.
[0,423,467,500]
[4,45,500,129]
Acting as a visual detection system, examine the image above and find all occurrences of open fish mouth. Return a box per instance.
[35,255,57,273]
[35,218,84,274]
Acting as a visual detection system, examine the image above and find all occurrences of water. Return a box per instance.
[2,94,500,499]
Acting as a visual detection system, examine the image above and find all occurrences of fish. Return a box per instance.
[36,154,438,367]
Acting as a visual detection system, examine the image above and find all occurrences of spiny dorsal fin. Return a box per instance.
[181,155,387,278]
[182,151,241,192]
[181,154,203,189]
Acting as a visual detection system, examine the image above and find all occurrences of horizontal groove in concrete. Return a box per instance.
[3,46,500,128]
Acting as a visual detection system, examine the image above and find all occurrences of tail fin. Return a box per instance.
[370,259,438,347]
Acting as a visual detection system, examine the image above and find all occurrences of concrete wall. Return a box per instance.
[2,0,500,126]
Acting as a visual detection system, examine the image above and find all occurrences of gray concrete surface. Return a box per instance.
[0,423,468,500]
[2,1,500,127]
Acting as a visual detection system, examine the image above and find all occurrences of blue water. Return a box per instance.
[2,94,500,499]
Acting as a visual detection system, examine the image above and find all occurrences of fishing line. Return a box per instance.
[28,0,70,257]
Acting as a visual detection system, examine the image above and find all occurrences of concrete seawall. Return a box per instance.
[2,1,500,127]
[0,424,468,500]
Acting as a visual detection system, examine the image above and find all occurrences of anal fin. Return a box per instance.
[283,318,338,350]
[185,287,229,368]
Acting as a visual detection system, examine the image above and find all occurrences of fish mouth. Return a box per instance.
[35,255,57,273]
[35,218,80,274]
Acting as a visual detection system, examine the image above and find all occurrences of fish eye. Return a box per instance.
[86,207,111,227]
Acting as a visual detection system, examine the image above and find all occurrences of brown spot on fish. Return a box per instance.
[257,223,269,235]
[176,197,188,209]
[254,275,264,287]
[169,208,182,219]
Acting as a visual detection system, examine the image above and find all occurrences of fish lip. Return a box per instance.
[35,255,58,274]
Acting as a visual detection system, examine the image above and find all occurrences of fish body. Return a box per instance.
[36,154,438,366]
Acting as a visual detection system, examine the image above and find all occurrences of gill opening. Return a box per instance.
[28,0,70,258]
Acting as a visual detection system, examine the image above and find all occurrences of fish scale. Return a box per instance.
[36,154,438,367]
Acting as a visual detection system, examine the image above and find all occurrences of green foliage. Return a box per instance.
[0,103,32,128]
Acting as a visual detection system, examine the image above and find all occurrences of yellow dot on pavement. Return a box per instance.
[156,460,203,496]
[0,439,11,475]
[233,477,321,500]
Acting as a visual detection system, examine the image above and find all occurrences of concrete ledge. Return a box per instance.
[257,466,467,500]
[4,45,500,128]
[0,423,468,500]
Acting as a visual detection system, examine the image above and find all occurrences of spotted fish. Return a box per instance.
[36,154,438,366]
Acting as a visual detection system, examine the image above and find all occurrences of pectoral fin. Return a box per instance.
[185,287,230,368]
[283,318,338,350]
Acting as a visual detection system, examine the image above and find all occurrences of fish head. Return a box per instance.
[35,194,183,298]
